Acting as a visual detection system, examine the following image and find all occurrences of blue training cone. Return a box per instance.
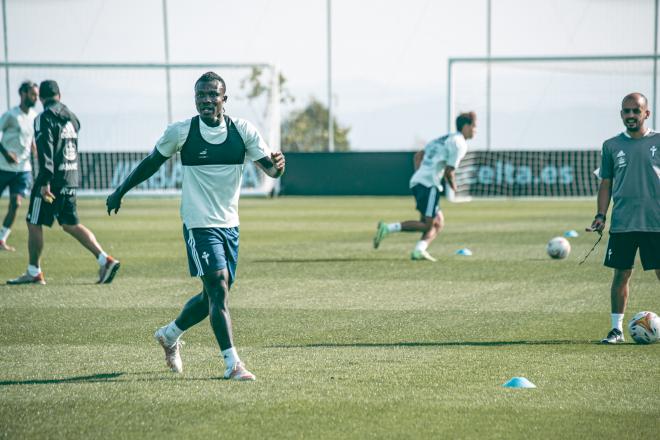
[455,248,473,256]
[564,230,579,238]
[502,377,536,388]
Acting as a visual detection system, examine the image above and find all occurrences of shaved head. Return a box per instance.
[622,92,648,108]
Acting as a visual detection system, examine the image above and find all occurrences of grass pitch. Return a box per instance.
[1,196,658,439]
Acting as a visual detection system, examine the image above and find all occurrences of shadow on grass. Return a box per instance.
[252,257,396,263]
[270,340,599,348]
[0,372,237,386]
[0,372,125,386]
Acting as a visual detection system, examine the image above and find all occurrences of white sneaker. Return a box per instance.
[601,328,625,344]
[7,272,46,285]
[411,249,437,262]
[154,327,183,373]
[224,362,256,381]
[98,256,120,284]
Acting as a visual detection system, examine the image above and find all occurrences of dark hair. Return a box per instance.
[18,80,37,95]
[456,112,476,132]
[195,71,226,91]
[39,80,60,99]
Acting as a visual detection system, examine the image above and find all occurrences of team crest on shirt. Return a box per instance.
[651,146,657,157]
[616,150,626,168]
[63,141,77,161]
[60,121,78,139]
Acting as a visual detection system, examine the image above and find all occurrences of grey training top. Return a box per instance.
[600,130,660,232]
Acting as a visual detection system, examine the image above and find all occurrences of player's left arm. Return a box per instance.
[237,117,285,178]
[255,151,285,178]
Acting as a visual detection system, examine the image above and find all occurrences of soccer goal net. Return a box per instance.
[2,62,281,197]
[447,55,657,197]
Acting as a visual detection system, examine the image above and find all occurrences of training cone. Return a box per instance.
[564,230,579,238]
[502,377,536,388]
[455,248,473,256]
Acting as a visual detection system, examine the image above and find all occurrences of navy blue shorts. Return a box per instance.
[0,170,32,198]
[604,232,660,270]
[412,184,441,218]
[183,225,239,286]
[26,187,79,227]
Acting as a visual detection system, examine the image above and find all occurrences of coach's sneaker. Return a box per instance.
[601,328,625,344]
[0,239,15,251]
[154,327,183,373]
[224,362,256,381]
[411,249,437,262]
[98,256,120,284]
[373,221,389,249]
[7,272,46,285]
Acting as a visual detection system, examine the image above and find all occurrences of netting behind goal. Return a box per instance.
[448,55,655,198]
[6,63,280,196]
[454,150,600,197]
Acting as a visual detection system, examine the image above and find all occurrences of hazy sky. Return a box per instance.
[3,0,659,151]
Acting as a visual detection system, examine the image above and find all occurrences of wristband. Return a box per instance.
[594,213,605,221]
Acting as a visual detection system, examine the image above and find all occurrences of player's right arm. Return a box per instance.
[106,148,168,215]
[107,122,183,215]
[588,178,611,232]
[588,141,613,232]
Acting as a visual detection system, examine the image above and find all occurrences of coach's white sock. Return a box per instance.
[163,321,184,343]
[27,265,41,276]
[97,251,108,267]
[611,313,624,332]
[387,223,401,233]
[0,226,10,242]
[414,240,429,252]
[222,347,240,369]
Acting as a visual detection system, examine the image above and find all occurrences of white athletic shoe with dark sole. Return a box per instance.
[98,256,120,284]
[601,328,625,344]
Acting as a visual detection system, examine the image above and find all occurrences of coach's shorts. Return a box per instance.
[183,225,239,286]
[26,187,79,227]
[412,184,441,218]
[604,232,660,270]
[0,170,32,197]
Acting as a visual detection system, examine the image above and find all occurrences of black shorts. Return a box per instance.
[412,184,441,218]
[26,187,79,227]
[604,232,660,270]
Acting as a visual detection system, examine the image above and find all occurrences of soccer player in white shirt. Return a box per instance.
[373,112,476,261]
[0,81,39,251]
[106,72,285,380]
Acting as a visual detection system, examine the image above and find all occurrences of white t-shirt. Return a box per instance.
[409,132,468,190]
[156,115,271,228]
[0,106,37,172]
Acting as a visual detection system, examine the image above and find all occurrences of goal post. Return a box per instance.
[446,54,659,198]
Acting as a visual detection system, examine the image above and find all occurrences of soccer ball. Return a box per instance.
[546,236,570,259]
[628,311,660,344]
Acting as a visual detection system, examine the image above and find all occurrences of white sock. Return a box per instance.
[97,251,108,266]
[387,223,401,233]
[222,347,240,369]
[163,321,184,343]
[414,240,429,252]
[0,226,10,242]
[611,313,624,332]
[27,265,41,276]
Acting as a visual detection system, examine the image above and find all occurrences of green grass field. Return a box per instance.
[1,196,658,439]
